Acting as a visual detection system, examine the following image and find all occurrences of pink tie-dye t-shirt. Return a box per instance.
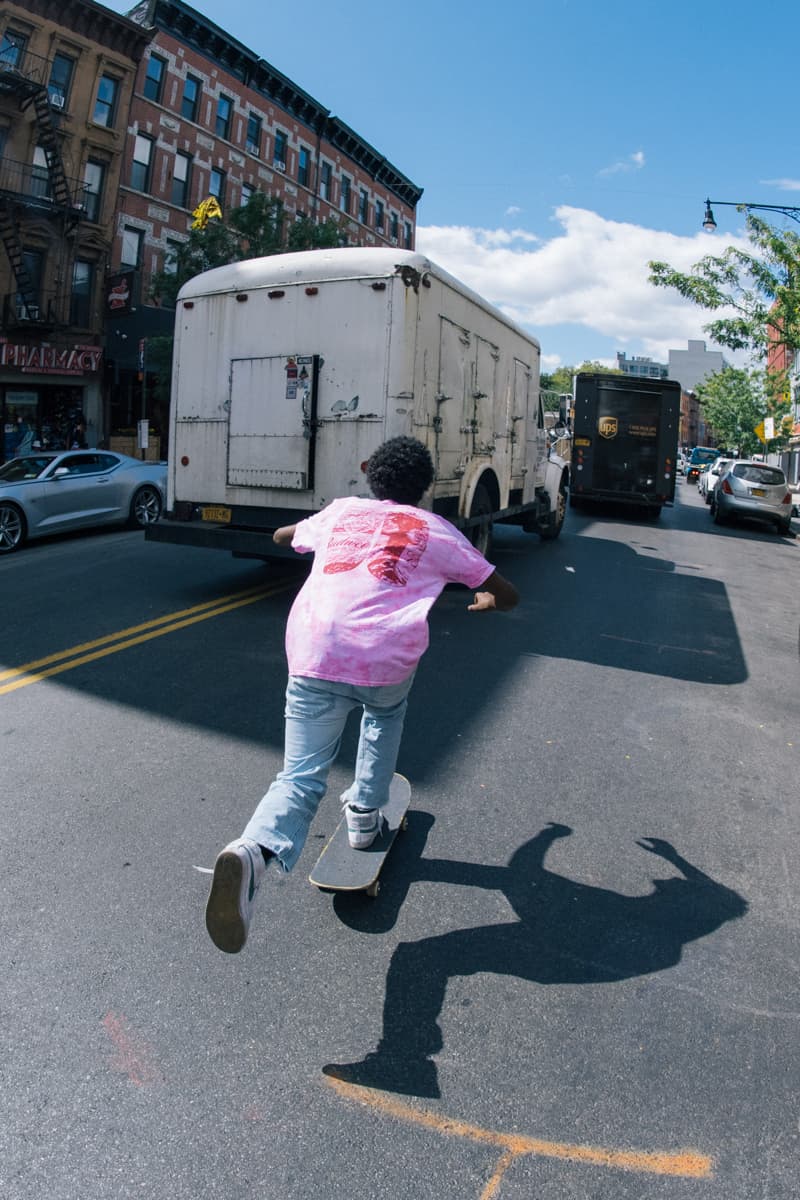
[286,497,495,686]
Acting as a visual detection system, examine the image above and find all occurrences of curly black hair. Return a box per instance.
[366,436,435,505]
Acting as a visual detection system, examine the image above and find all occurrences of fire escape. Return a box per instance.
[0,44,87,329]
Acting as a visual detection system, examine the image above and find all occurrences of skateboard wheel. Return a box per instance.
[366,880,380,898]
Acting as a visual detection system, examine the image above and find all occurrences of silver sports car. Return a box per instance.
[0,450,167,554]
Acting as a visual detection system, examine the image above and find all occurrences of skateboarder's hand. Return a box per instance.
[467,571,519,613]
[468,591,498,611]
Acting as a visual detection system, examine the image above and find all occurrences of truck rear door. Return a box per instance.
[227,354,319,490]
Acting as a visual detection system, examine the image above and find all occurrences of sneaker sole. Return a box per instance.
[205,851,248,954]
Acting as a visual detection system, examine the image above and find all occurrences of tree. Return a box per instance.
[540,361,624,400]
[649,213,800,360]
[149,192,347,308]
[695,366,792,456]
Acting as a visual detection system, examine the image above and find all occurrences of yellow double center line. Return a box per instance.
[0,580,294,696]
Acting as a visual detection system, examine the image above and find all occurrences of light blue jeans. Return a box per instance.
[242,674,414,871]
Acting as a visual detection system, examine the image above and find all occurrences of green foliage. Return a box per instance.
[695,366,792,456]
[148,193,348,309]
[540,361,625,395]
[649,213,800,359]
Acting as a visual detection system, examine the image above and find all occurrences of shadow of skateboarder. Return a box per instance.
[323,823,748,1098]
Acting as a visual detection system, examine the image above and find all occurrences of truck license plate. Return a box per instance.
[201,505,232,523]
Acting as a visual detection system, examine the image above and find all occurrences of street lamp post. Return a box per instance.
[703,198,800,231]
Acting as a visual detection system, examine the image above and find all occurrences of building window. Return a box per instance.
[320,161,332,202]
[298,147,310,188]
[246,113,262,156]
[404,220,412,249]
[171,151,191,208]
[130,134,154,192]
[216,94,232,140]
[358,189,368,224]
[93,74,119,127]
[273,129,287,170]
[121,225,143,268]
[164,238,182,275]
[143,54,166,102]
[48,53,74,110]
[30,146,51,200]
[181,75,200,122]
[241,182,254,206]
[17,249,43,318]
[70,260,93,326]
[0,30,27,70]
[209,168,225,207]
[390,212,398,242]
[340,175,351,215]
[375,199,384,232]
[82,159,106,222]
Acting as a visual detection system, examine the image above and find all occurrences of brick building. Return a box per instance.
[0,0,150,460]
[107,0,423,446]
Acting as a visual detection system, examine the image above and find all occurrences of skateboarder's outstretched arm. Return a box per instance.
[273,524,297,546]
[468,570,519,612]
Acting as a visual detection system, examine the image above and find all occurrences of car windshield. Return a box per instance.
[0,455,54,482]
[732,464,786,486]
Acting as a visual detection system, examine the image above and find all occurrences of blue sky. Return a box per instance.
[102,0,799,371]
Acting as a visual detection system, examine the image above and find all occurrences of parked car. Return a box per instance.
[0,450,167,554]
[699,457,733,503]
[685,446,719,484]
[710,460,794,534]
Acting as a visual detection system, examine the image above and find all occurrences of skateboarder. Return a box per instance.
[205,436,519,953]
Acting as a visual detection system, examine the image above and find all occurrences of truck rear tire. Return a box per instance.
[468,484,493,558]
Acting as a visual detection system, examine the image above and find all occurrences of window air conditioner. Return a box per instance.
[50,93,65,109]
[17,303,40,320]
[274,160,286,172]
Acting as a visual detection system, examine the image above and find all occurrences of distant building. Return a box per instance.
[615,351,668,380]
[668,339,726,393]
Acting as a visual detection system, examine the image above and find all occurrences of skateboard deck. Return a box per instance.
[309,773,411,896]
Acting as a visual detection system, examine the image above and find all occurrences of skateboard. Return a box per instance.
[309,773,411,897]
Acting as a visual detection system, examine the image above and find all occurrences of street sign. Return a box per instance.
[755,420,766,444]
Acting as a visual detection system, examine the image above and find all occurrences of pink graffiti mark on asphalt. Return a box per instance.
[101,1011,162,1086]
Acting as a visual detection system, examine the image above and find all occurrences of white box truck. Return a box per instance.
[146,248,570,559]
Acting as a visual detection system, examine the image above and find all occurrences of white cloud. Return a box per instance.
[505,205,523,217]
[597,149,645,177]
[416,207,751,365]
[760,178,800,192]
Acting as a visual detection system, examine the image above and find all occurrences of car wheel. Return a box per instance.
[776,520,792,536]
[0,502,26,553]
[129,485,163,528]
[712,501,727,526]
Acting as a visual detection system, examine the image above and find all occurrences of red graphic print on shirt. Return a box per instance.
[323,510,428,585]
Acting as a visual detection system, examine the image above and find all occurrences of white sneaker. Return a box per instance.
[205,838,266,953]
[344,803,383,849]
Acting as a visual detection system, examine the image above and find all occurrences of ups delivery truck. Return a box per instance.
[569,372,680,516]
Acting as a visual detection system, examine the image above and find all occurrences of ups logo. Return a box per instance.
[598,416,618,439]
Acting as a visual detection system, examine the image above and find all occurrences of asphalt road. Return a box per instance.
[1,482,798,1200]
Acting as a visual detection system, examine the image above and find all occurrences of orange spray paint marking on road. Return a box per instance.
[101,1012,162,1087]
[324,1076,713,1196]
